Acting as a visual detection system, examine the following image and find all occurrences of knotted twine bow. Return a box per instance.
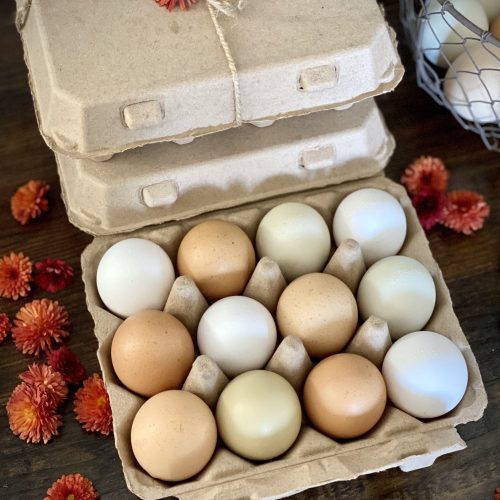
[206,0,246,125]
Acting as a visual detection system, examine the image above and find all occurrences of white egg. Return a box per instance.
[96,238,175,318]
[357,256,436,339]
[256,202,331,282]
[419,0,489,68]
[444,43,500,124]
[333,188,407,267]
[479,0,500,22]
[382,331,468,419]
[197,296,277,377]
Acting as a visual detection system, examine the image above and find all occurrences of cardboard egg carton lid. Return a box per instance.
[56,99,394,236]
[81,176,487,500]
[16,0,403,160]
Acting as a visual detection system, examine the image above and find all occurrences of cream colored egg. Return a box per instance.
[480,0,500,22]
[419,0,489,68]
[444,42,500,123]
[256,202,331,282]
[131,390,217,481]
[216,370,302,461]
[357,256,436,340]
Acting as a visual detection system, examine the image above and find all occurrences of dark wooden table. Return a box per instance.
[1,1,498,499]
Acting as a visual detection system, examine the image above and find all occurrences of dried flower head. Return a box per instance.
[156,0,197,11]
[0,313,11,343]
[11,180,50,225]
[19,364,68,407]
[45,473,99,500]
[12,299,71,356]
[401,156,449,195]
[49,346,87,386]
[74,374,112,436]
[442,190,490,235]
[7,383,62,444]
[411,189,447,230]
[0,252,33,300]
[34,259,74,293]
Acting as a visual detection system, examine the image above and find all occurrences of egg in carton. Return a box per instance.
[81,177,487,500]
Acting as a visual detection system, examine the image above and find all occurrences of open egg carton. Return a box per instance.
[81,176,487,500]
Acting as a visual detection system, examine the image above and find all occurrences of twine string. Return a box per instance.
[206,0,245,125]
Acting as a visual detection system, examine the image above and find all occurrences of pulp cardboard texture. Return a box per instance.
[81,176,487,500]
[56,99,394,236]
[16,0,403,160]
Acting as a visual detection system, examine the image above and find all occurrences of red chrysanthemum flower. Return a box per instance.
[495,487,500,500]
[10,180,50,225]
[0,252,33,300]
[7,383,62,444]
[442,190,491,235]
[0,313,11,343]
[74,374,112,436]
[12,299,71,356]
[49,346,87,385]
[401,156,449,195]
[45,473,99,500]
[19,364,68,407]
[411,189,447,230]
[155,0,197,11]
[34,259,74,293]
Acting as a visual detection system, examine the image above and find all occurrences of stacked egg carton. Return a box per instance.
[16,0,487,499]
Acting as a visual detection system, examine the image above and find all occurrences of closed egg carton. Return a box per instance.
[15,0,403,160]
[56,99,394,236]
[81,176,487,500]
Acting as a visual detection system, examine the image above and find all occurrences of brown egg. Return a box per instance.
[276,273,358,358]
[303,353,387,439]
[111,310,194,397]
[131,390,217,481]
[177,220,256,302]
[491,15,500,39]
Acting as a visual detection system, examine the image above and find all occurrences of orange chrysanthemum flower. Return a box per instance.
[11,180,50,225]
[0,313,11,343]
[45,473,99,500]
[442,190,491,235]
[19,364,68,407]
[0,252,33,300]
[12,299,71,356]
[7,383,62,444]
[74,374,112,436]
[401,156,449,195]
[156,0,197,11]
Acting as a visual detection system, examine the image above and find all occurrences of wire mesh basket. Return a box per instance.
[400,0,500,152]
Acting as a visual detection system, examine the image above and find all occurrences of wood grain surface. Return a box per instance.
[0,1,498,498]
